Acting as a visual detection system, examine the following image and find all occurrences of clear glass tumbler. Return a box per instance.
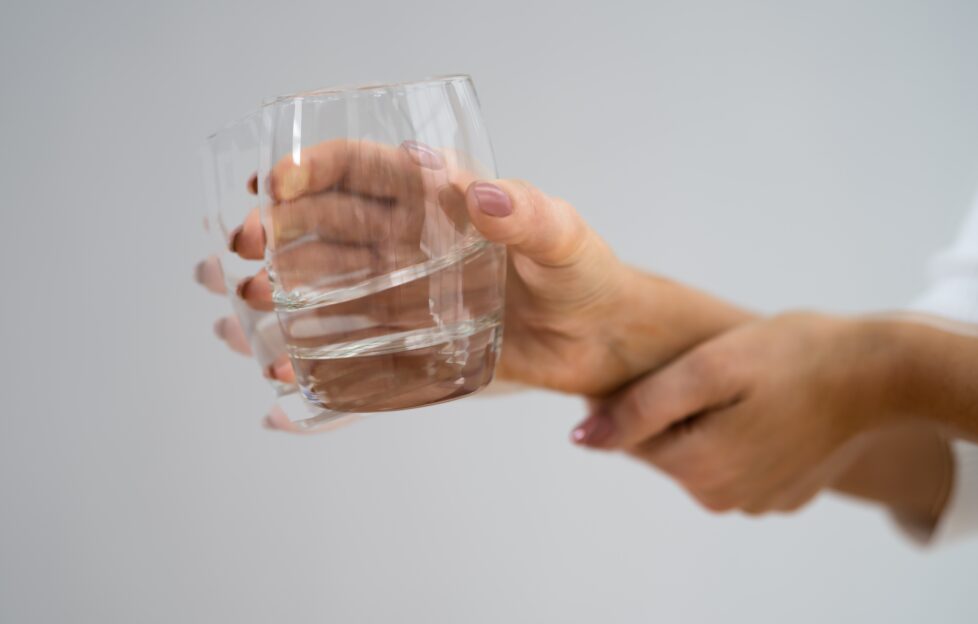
[201,113,295,394]
[258,75,506,414]
[202,114,362,431]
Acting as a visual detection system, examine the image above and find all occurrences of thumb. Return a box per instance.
[464,179,591,267]
[576,343,746,450]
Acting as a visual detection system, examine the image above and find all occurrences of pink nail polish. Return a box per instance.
[227,226,243,252]
[571,413,616,447]
[469,182,512,217]
[571,424,590,443]
[401,140,445,170]
[273,360,292,380]
[235,276,252,299]
[264,360,291,381]
[213,317,226,339]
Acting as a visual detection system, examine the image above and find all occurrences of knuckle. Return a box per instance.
[741,492,780,516]
[687,479,740,514]
[777,500,806,514]
[682,462,724,489]
[695,492,738,514]
[776,491,818,514]
[742,503,772,517]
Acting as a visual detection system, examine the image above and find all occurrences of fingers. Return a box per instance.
[194,255,226,294]
[262,404,361,434]
[234,140,473,299]
[263,405,315,434]
[213,315,252,356]
[234,157,436,261]
[574,343,748,450]
[212,314,295,385]
[238,239,496,312]
[235,269,274,311]
[267,190,426,255]
[740,456,835,515]
[628,419,746,514]
[270,237,378,292]
[269,139,349,201]
[292,324,498,413]
[626,404,829,516]
[269,139,428,202]
[262,355,296,384]
[762,479,822,514]
[278,248,503,349]
[626,409,769,515]
[463,179,592,268]
[228,208,265,260]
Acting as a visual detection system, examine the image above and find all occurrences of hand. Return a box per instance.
[577,312,904,514]
[200,139,750,402]
[195,255,252,355]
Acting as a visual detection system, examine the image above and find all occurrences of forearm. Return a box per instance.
[831,422,954,526]
[884,318,978,439]
[829,315,978,524]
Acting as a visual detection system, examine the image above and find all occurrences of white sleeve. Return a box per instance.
[909,193,978,324]
[896,193,978,545]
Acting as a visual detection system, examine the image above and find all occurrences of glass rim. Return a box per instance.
[262,73,474,106]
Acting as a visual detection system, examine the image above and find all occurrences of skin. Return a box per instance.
[577,313,978,524]
[202,139,749,397]
[197,140,976,526]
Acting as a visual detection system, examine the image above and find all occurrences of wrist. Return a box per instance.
[837,317,919,427]
[609,269,755,380]
[842,316,969,427]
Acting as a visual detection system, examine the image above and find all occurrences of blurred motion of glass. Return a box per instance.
[259,76,506,416]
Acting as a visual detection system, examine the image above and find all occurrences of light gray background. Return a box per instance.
[2,1,977,622]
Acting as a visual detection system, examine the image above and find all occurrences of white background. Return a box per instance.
[2,1,977,622]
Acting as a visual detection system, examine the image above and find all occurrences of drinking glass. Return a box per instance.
[258,75,506,414]
[203,113,357,430]
[202,113,294,392]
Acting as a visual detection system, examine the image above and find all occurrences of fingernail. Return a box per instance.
[194,260,206,284]
[213,317,226,339]
[264,406,290,432]
[401,140,445,170]
[262,360,291,381]
[273,359,292,380]
[571,412,616,447]
[235,276,252,299]
[470,182,512,217]
[227,226,243,253]
[247,173,258,195]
